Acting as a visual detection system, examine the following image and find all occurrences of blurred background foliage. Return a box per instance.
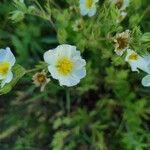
[0,0,150,149]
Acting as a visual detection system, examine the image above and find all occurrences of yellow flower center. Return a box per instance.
[0,61,10,76]
[56,57,74,76]
[128,53,139,61]
[86,0,93,8]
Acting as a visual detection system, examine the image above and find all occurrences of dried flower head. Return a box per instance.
[111,0,129,22]
[142,74,150,87]
[115,0,124,9]
[112,0,129,11]
[72,19,83,32]
[114,30,130,56]
[32,70,50,92]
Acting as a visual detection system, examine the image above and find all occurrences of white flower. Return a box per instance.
[125,49,150,74]
[44,44,86,87]
[0,47,16,87]
[79,0,98,17]
[125,49,150,87]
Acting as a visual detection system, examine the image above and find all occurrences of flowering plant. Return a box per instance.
[0,0,150,149]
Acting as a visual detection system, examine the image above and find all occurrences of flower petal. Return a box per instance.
[142,75,150,87]
[1,71,13,88]
[4,47,16,67]
[56,44,76,58]
[48,65,59,79]
[80,0,85,4]
[0,49,7,62]
[73,58,86,69]
[80,4,89,16]
[59,75,80,87]
[73,68,86,79]
[44,49,56,65]
[0,47,16,66]
[88,7,96,16]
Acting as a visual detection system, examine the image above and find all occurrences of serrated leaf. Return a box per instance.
[141,33,150,43]
[0,64,26,95]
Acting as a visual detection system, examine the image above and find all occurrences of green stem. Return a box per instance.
[50,0,61,10]
[115,116,125,135]
[26,67,46,74]
[33,0,45,12]
[66,88,71,115]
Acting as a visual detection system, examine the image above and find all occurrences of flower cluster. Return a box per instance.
[125,49,150,87]
[79,0,129,21]
[0,45,86,90]
[113,30,150,87]
[0,0,149,93]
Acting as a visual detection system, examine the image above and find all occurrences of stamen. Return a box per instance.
[86,0,93,8]
[56,57,74,75]
[0,61,10,76]
[128,53,139,60]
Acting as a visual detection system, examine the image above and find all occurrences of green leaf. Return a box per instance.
[141,33,150,49]
[0,64,26,95]
[10,10,25,23]
[141,33,150,43]
[51,131,69,150]
[0,125,20,140]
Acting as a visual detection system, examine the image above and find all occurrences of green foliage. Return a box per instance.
[141,32,150,50]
